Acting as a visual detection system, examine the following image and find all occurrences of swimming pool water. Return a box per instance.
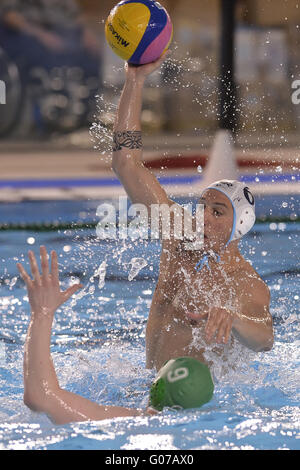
[0,197,299,450]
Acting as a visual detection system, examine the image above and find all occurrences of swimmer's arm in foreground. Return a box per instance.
[17,246,153,425]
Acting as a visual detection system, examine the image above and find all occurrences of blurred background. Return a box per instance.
[0,0,299,203]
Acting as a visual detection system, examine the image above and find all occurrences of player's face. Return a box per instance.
[198,189,233,250]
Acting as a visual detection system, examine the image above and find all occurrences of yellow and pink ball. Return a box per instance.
[105,0,173,65]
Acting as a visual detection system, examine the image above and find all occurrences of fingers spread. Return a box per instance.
[62,284,83,301]
[40,245,50,281]
[50,250,59,283]
[28,250,42,285]
[16,263,33,287]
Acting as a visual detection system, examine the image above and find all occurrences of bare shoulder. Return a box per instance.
[234,259,270,306]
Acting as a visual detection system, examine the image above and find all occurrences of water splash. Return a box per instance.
[128,258,148,281]
[90,260,107,289]
[89,91,118,156]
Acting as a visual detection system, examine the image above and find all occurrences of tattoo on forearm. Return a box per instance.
[113,131,142,151]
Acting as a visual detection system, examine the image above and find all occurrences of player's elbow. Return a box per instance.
[263,337,274,352]
[23,394,62,425]
[23,388,49,413]
[255,331,274,352]
[24,393,43,412]
[256,343,273,352]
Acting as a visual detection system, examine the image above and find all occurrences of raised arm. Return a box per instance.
[112,57,172,208]
[17,246,144,424]
[112,57,199,247]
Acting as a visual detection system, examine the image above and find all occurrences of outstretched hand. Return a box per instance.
[17,246,83,317]
[125,51,169,80]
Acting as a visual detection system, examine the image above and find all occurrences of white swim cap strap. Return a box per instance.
[195,252,221,272]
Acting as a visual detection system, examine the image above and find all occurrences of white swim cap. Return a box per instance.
[202,179,256,245]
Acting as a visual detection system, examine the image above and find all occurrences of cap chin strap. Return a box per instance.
[195,254,210,272]
[225,203,237,247]
[195,251,221,272]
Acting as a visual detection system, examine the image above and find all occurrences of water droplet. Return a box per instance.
[128,257,147,281]
[94,260,107,289]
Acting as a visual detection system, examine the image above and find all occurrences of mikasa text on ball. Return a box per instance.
[105,0,173,65]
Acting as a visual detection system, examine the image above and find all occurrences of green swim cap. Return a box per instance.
[149,357,214,411]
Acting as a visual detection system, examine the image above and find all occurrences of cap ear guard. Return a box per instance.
[226,202,237,246]
[233,206,256,241]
